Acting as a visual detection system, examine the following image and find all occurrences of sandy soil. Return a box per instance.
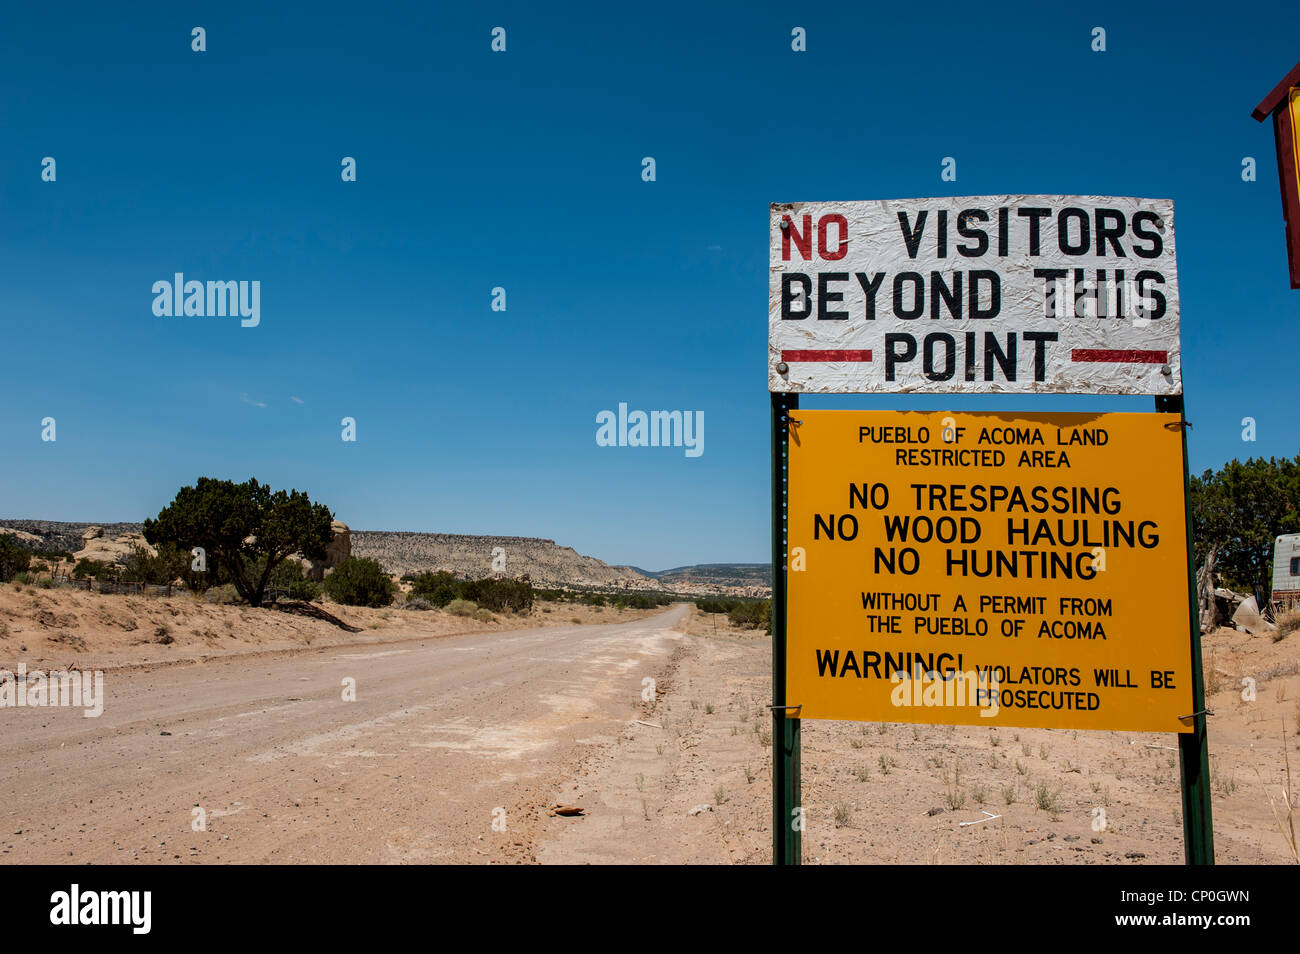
[0,582,659,672]
[538,612,1300,864]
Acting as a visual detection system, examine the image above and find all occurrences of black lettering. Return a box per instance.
[1017,207,1051,255]
[818,272,849,320]
[898,211,928,259]
[781,273,811,319]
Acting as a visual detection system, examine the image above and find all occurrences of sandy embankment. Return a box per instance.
[0,582,659,672]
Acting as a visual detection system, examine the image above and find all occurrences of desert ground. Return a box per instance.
[1,585,1296,864]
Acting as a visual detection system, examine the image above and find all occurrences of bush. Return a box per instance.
[73,558,118,581]
[446,599,477,617]
[728,600,772,634]
[269,559,320,601]
[405,597,434,611]
[323,557,395,608]
[204,583,243,605]
[0,536,31,582]
[473,608,494,623]
[408,571,534,613]
[407,570,462,607]
[462,577,534,613]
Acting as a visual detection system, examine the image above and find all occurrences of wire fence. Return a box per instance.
[46,574,298,604]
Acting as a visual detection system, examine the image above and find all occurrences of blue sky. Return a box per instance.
[1,1,1297,570]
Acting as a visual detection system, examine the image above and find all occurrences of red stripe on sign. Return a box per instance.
[1070,349,1168,364]
[781,350,872,362]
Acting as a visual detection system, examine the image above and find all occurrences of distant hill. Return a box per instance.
[633,563,771,588]
[0,519,142,553]
[0,519,770,594]
[351,530,649,588]
[0,519,650,589]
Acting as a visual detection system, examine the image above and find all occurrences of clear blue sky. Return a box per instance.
[1,1,1297,570]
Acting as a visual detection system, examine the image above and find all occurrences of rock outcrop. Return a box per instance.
[73,530,157,566]
[287,520,352,581]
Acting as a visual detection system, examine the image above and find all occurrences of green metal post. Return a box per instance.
[1158,393,1214,864]
[772,391,801,865]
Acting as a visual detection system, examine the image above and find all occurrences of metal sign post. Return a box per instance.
[1158,393,1215,864]
[771,391,800,865]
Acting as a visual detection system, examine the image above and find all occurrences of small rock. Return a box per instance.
[1091,837,1104,844]
[1064,835,1078,842]
[688,804,713,816]
[926,807,945,816]
[160,730,172,736]
[1125,851,1146,860]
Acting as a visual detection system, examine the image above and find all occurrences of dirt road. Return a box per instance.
[1,606,689,864]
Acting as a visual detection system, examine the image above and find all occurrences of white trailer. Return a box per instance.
[1272,533,1300,607]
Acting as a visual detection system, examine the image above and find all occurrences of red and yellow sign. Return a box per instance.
[786,410,1195,732]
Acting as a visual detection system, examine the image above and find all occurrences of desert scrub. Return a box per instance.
[833,803,853,827]
[473,608,494,623]
[445,599,477,617]
[1035,782,1063,816]
[323,557,395,608]
[404,597,433,611]
[204,584,242,605]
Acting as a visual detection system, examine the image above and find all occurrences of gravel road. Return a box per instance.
[1,605,688,864]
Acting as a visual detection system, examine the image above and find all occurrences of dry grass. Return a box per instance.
[1256,722,1299,863]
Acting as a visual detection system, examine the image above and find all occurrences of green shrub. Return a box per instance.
[0,536,31,582]
[13,571,33,585]
[473,608,494,623]
[73,558,118,581]
[446,598,477,617]
[409,572,534,613]
[462,577,534,613]
[120,543,195,586]
[727,600,772,634]
[407,570,461,607]
[269,559,320,601]
[323,557,394,607]
[204,583,243,604]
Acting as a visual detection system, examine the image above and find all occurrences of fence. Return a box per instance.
[50,575,179,597]
[48,575,296,604]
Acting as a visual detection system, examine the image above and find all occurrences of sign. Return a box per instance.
[786,409,1195,732]
[768,196,1181,395]
[1252,63,1300,289]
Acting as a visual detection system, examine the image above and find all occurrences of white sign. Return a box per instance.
[768,195,1180,395]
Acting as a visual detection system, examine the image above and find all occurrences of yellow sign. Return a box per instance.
[1291,88,1300,198]
[787,410,1194,732]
